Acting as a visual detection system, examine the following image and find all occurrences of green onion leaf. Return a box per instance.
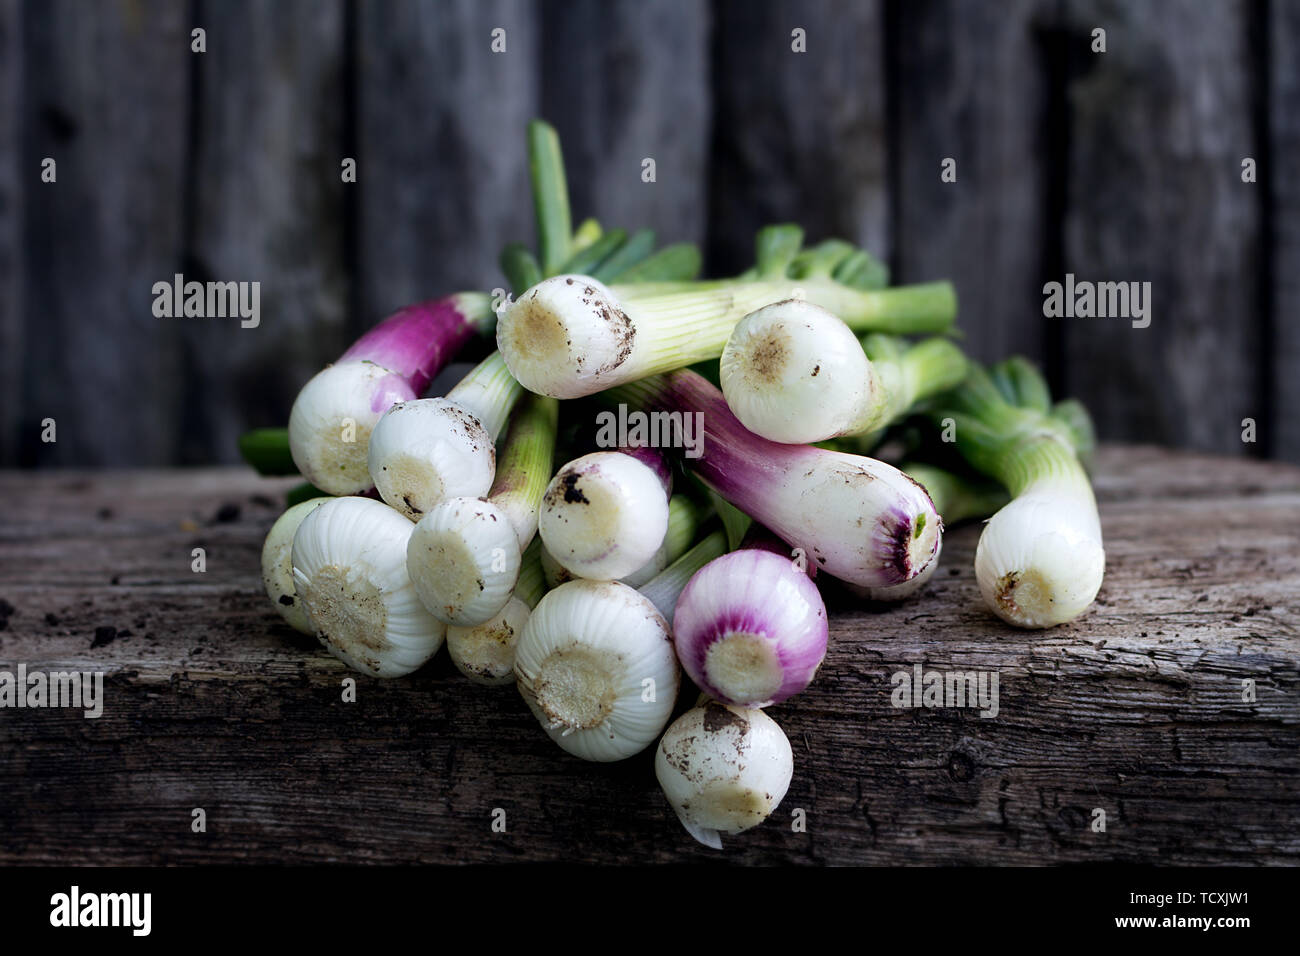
[559,228,627,276]
[500,242,543,297]
[591,229,656,282]
[613,243,702,282]
[527,119,573,276]
[238,427,297,476]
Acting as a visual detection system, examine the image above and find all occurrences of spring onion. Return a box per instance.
[260,497,330,634]
[445,538,547,686]
[367,351,523,522]
[612,370,941,589]
[537,446,672,581]
[934,358,1104,628]
[721,300,967,444]
[513,523,732,762]
[288,293,494,495]
[672,547,827,707]
[514,578,680,762]
[655,701,794,850]
[539,491,697,589]
[407,394,558,625]
[290,496,447,677]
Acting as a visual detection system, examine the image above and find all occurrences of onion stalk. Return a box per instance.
[637,529,729,623]
[721,303,967,444]
[612,370,941,589]
[934,358,1104,628]
[367,351,523,521]
[288,293,494,495]
[407,393,558,625]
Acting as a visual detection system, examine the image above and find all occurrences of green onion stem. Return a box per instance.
[934,361,1095,499]
[500,242,542,297]
[445,351,524,440]
[901,462,1008,525]
[286,480,328,508]
[570,218,602,254]
[610,243,702,283]
[487,393,559,542]
[527,120,572,275]
[239,427,298,476]
[662,496,701,565]
[614,277,956,336]
[591,229,656,282]
[854,335,969,437]
[753,224,804,279]
[515,537,547,609]
[560,227,627,276]
[637,530,729,624]
[790,239,858,280]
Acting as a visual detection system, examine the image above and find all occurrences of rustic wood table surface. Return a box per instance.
[1,445,1296,865]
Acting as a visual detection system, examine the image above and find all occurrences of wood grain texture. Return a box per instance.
[17,0,190,467]
[182,0,349,465]
[355,0,539,323]
[1271,0,1300,464]
[0,0,22,465]
[891,0,1057,367]
[0,447,1296,864]
[1062,0,1261,454]
[539,0,712,247]
[706,0,889,274]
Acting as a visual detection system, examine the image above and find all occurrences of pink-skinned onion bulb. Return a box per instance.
[672,549,828,707]
[288,293,494,495]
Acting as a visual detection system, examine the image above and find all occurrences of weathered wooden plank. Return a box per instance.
[891,0,1055,366]
[1271,0,1300,463]
[0,447,1296,864]
[18,0,190,466]
[1062,0,1261,454]
[181,0,349,465]
[706,0,888,274]
[355,0,539,324]
[538,0,711,246]
[0,0,22,466]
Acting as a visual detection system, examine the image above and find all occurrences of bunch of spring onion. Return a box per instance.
[932,358,1104,628]
[242,116,1114,855]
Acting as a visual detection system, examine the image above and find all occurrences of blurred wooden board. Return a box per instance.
[0,444,1297,864]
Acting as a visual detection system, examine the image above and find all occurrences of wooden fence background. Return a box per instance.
[0,0,1296,467]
